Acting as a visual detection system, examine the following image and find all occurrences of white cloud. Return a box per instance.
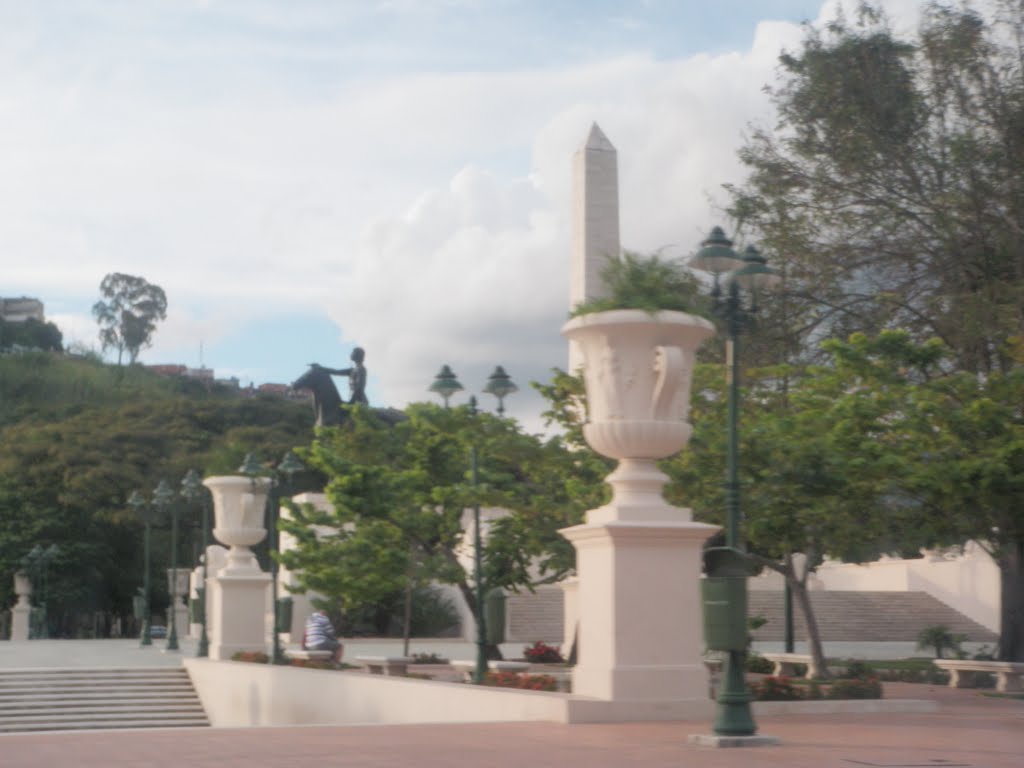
[1,0,936,430]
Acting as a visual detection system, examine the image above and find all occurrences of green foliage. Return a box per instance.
[730,1,1024,375]
[570,251,710,318]
[0,318,62,352]
[745,653,774,674]
[0,353,313,628]
[748,676,804,701]
[92,273,168,365]
[826,677,883,700]
[280,402,583,634]
[916,625,967,659]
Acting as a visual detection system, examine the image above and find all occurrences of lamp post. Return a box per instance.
[238,451,304,664]
[429,364,517,684]
[128,491,154,646]
[181,469,210,657]
[689,226,780,737]
[151,479,180,652]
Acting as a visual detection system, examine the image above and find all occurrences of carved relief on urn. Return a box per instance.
[562,309,714,460]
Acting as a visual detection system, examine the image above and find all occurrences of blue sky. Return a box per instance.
[1,0,925,429]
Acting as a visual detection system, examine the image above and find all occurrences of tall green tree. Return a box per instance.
[729,1,1024,373]
[92,273,168,365]
[279,402,588,654]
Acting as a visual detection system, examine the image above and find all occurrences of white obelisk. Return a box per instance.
[569,123,621,373]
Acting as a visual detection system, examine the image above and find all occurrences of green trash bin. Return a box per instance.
[484,588,506,645]
[701,576,748,651]
[188,589,205,623]
[276,597,294,634]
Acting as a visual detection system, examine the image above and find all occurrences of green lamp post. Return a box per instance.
[152,479,179,652]
[181,469,210,657]
[429,364,517,684]
[690,227,781,737]
[127,491,154,647]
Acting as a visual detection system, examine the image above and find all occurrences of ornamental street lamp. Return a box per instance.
[429,364,517,684]
[238,451,305,664]
[181,469,211,657]
[151,479,180,652]
[689,226,781,738]
[127,491,155,647]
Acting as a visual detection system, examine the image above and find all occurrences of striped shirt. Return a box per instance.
[304,612,337,649]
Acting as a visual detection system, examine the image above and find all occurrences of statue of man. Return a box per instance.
[312,347,368,405]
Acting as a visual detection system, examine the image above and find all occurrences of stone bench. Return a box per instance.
[287,649,333,662]
[933,659,1024,693]
[450,660,531,681]
[761,652,823,679]
[354,655,414,676]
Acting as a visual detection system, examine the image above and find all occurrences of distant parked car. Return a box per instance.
[149,625,168,639]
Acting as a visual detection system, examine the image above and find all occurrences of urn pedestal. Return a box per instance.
[561,310,718,704]
[203,476,272,660]
[10,571,32,642]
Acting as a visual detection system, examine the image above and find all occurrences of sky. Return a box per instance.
[1,0,928,431]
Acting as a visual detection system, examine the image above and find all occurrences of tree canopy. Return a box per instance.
[729,0,1024,373]
[92,273,168,365]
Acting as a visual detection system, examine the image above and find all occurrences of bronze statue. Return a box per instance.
[311,347,368,405]
[292,347,405,429]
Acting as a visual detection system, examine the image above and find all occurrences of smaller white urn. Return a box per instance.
[13,571,31,608]
[203,475,272,572]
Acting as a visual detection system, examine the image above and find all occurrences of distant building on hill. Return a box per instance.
[145,363,305,401]
[0,297,45,323]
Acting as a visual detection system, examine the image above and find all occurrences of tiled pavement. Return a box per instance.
[1,640,1021,767]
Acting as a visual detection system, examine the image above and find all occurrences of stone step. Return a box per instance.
[748,591,998,643]
[0,667,208,732]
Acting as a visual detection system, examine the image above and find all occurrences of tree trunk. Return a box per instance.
[787,557,829,679]
[401,578,413,657]
[998,539,1024,662]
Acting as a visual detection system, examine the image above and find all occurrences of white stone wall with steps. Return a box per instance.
[0,667,208,732]
[748,591,998,644]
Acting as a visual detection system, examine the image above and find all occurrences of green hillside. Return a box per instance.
[0,351,319,637]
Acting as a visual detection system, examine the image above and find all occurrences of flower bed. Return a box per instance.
[749,675,882,701]
[484,671,559,692]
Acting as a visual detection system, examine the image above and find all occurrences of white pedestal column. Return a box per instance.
[10,571,31,642]
[203,475,272,661]
[208,568,271,660]
[562,516,715,700]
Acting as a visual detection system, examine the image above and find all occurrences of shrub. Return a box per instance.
[827,677,883,699]
[843,659,873,680]
[411,652,449,664]
[523,641,564,664]
[916,625,966,659]
[749,676,804,701]
[484,672,558,692]
[746,653,774,674]
[231,651,269,664]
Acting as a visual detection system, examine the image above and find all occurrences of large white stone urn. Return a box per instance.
[561,309,715,524]
[203,475,272,572]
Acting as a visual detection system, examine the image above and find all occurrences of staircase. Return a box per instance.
[0,667,209,732]
[748,591,998,643]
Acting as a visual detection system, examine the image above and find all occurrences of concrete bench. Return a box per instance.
[450,660,531,681]
[287,649,333,662]
[354,655,414,676]
[761,652,823,679]
[933,659,1024,693]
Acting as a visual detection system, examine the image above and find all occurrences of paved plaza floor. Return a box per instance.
[1,639,1021,767]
